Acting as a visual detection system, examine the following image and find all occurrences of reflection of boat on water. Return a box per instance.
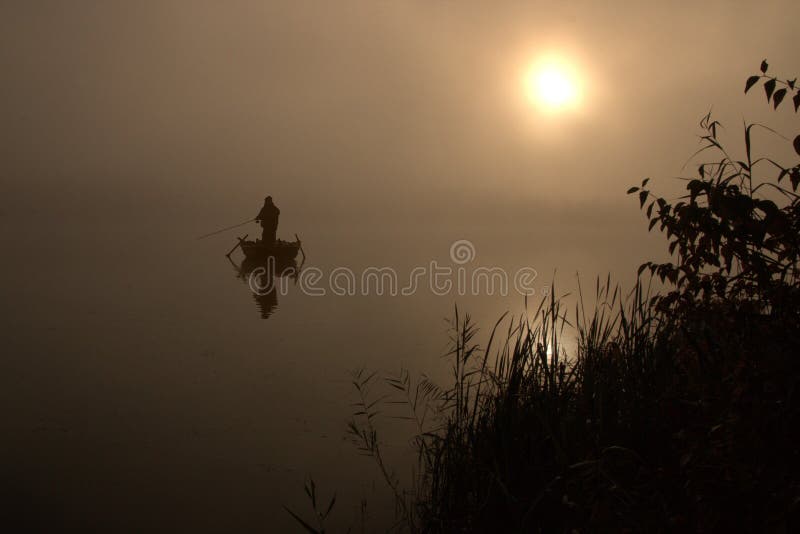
[237,235,303,262]
[228,254,302,320]
[233,255,301,280]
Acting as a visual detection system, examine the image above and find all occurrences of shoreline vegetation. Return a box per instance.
[290,62,800,532]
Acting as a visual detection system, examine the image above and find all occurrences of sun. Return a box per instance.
[525,58,582,112]
[536,68,575,106]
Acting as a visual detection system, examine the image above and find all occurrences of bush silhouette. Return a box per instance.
[303,62,800,533]
[630,60,800,318]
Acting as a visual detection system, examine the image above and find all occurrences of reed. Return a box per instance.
[288,60,800,531]
[292,273,799,531]
[338,271,798,532]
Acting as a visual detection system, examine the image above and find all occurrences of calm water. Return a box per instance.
[0,196,658,531]
[2,1,796,529]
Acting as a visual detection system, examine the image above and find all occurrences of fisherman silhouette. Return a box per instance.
[255,196,280,245]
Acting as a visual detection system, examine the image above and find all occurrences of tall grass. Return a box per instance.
[339,274,799,532]
[291,61,800,531]
[412,279,672,532]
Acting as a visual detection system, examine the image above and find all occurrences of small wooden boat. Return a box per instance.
[235,235,303,262]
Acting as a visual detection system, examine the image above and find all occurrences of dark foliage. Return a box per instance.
[294,61,800,533]
[405,62,800,532]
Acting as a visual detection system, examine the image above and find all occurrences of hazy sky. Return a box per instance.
[2,1,798,232]
[1,5,798,529]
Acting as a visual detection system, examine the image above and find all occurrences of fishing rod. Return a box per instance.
[197,217,256,240]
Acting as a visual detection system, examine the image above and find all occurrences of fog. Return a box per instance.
[3,1,798,234]
[1,1,798,530]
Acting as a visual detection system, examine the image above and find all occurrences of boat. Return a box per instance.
[234,235,303,262]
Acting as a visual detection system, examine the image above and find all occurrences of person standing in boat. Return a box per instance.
[255,196,280,245]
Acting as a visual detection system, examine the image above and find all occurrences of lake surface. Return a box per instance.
[0,195,661,531]
[2,1,797,530]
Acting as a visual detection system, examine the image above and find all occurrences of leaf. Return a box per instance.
[760,59,769,73]
[687,179,704,200]
[773,88,787,109]
[308,479,316,508]
[324,493,337,519]
[745,123,754,162]
[283,506,320,534]
[710,120,719,138]
[764,78,776,101]
[789,78,797,90]
[756,199,779,217]
[667,268,678,284]
[744,75,760,93]
[794,93,800,113]
[627,186,639,194]
[794,135,800,156]
[639,190,647,208]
